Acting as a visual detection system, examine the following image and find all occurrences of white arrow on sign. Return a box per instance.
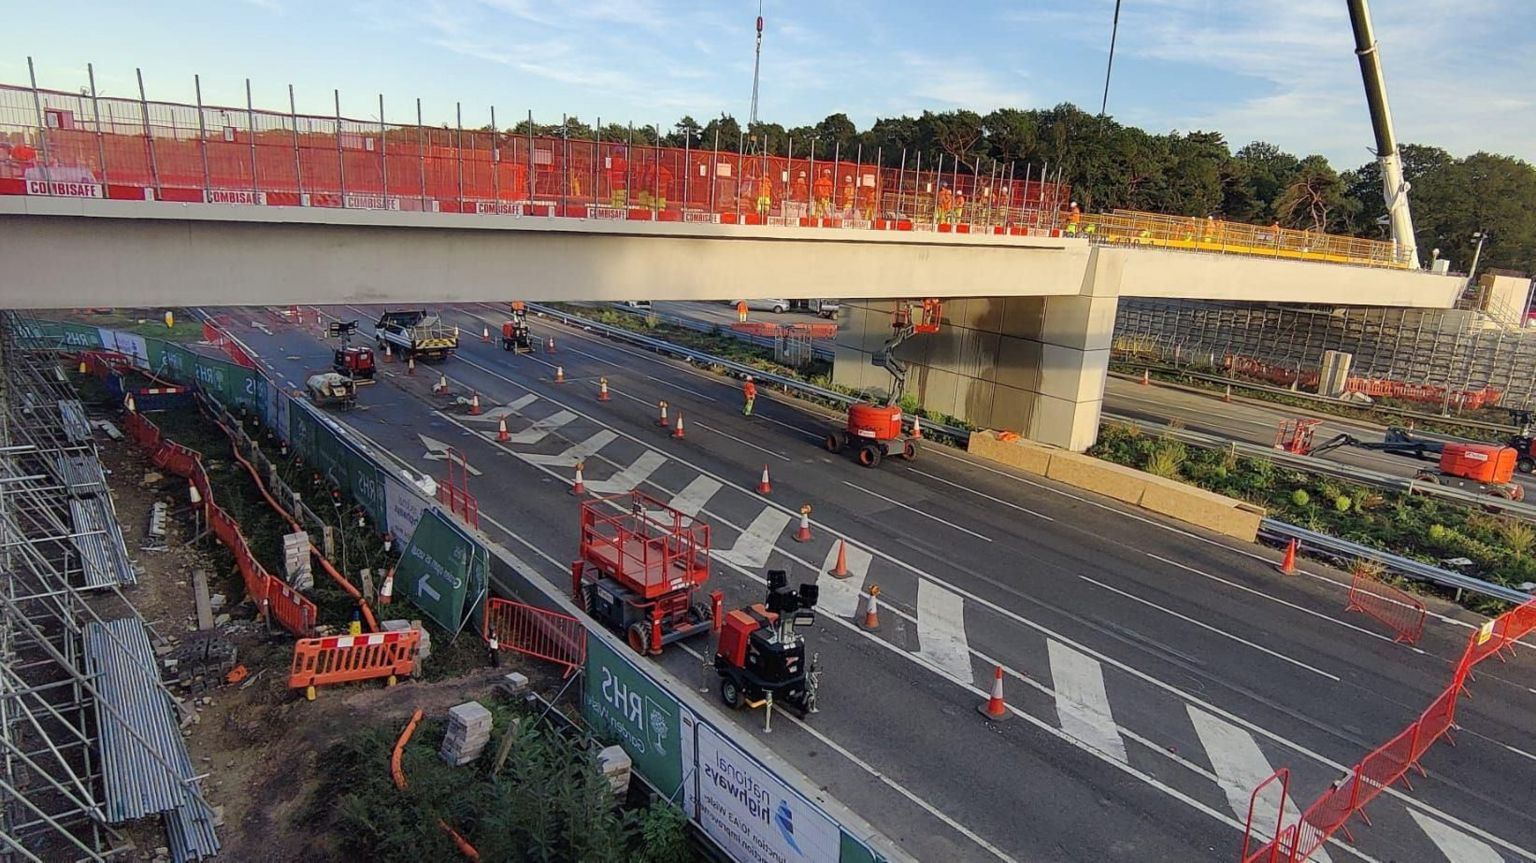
[418,434,483,475]
[417,576,441,602]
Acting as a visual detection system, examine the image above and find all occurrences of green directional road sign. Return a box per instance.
[394,509,481,632]
[583,635,684,799]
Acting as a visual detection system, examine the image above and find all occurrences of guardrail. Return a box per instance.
[1258,519,1530,605]
[1105,412,1536,523]
[595,303,836,361]
[529,302,972,443]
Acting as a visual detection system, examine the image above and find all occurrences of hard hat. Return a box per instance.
[745,375,753,382]
[799,171,806,177]
[1070,201,1078,207]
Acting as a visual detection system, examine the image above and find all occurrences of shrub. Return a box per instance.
[1290,489,1310,507]
[1497,519,1536,559]
[1145,445,1184,478]
[1333,495,1352,513]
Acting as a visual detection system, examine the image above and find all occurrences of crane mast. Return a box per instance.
[1346,0,1420,269]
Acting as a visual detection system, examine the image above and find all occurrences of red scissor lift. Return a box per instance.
[572,491,713,655]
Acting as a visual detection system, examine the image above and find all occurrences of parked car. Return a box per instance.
[620,300,652,309]
[730,299,790,314]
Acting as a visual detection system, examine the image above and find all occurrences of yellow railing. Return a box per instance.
[1071,210,1409,270]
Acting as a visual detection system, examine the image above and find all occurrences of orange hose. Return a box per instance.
[390,709,480,861]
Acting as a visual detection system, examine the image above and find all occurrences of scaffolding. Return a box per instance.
[0,312,217,861]
[1113,299,1536,408]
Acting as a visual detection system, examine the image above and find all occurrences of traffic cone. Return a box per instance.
[1141,369,1150,385]
[124,393,137,413]
[757,464,772,495]
[911,415,923,439]
[469,393,482,415]
[188,480,202,506]
[453,324,461,339]
[496,417,511,442]
[795,505,813,542]
[829,540,851,578]
[598,377,611,401]
[554,365,565,384]
[672,413,686,439]
[383,343,394,362]
[977,665,1011,721]
[1224,384,1233,403]
[77,359,87,374]
[379,569,394,605]
[546,336,556,354]
[433,373,448,395]
[657,400,669,427]
[1278,538,1297,575]
[480,326,490,344]
[571,461,586,495]
[407,356,416,375]
[861,585,881,630]
[382,532,393,554]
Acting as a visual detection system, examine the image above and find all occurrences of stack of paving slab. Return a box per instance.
[440,701,493,767]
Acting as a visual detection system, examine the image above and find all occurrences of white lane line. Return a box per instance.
[908,468,1055,521]
[436,349,1490,860]
[693,420,791,461]
[648,374,716,400]
[1407,809,1505,863]
[1144,553,1426,655]
[520,429,617,466]
[817,541,871,618]
[586,450,669,494]
[1188,705,1332,863]
[463,393,540,422]
[715,507,793,569]
[916,580,976,686]
[841,481,993,542]
[1079,575,1341,682]
[1047,640,1129,764]
[666,475,723,519]
[503,409,576,445]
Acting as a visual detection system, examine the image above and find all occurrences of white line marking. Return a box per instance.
[1188,705,1332,863]
[586,450,668,494]
[1408,809,1504,863]
[462,393,539,422]
[841,481,993,542]
[1079,575,1341,682]
[908,468,1054,521]
[817,541,871,618]
[693,420,791,461]
[916,580,975,685]
[1144,553,1426,655]
[1047,640,1129,764]
[647,374,716,400]
[503,409,576,445]
[665,475,723,518]
[520,430,617,466]
[715,507,793,568]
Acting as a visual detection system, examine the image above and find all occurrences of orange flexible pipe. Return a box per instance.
[390,709,481,861]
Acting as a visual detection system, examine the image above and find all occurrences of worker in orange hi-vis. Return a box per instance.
[952,191,966,224]
[655,163,673,211]
[839,176,856,217]
[858,181,876,221]
[936,183,953,224]
[742,375,758,417]
[791,170,809,208]
[813,169,834,217]
[608,148,628,208]
[756,173,773,217]
[737,301,749,323]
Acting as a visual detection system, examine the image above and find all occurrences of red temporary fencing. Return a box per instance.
[288,630,420,697]
[482,597,586,678]
[1344,569,1426,644]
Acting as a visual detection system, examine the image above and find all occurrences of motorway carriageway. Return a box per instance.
[221,304,1536,863]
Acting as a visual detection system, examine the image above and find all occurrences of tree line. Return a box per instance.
[506,103,1534,275]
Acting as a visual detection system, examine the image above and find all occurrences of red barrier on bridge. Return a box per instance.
[482,597,586,678]
[1344,568,1426,644]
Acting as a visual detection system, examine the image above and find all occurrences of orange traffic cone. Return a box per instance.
[496,417,511,442]
[383,343,394,363]
[124,393,137,413]
[379,569,394,605]
[1278,538,1297,575]
[433,373,449,395]
[407,356,416,375]
[598,377,611,401]
[977,665,1011,720]
[1224,384,1233,403]
[469,393,482,415]
[546,337,556,354]
[861,585,881,630]
[757,464,772,495]
[672,413,686,439]
[481,326,490,344]
[911,415,923,439]
[453,324,461,340]
[795,505,813,542]
[829,540,851,578]
[554,365,565,384]
[657,400,669,427]
[1141,369,1150,385]
[571,461,586,495]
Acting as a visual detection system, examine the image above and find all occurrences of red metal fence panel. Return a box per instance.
[483,597,586,678]
[1344,569,1426,644]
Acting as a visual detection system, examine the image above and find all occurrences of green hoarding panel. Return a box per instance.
[583,635,684,798]
[347,457,388,527]
[394,509,475,632]
[157,344,197,381]
[58,322,105,350]
[839,832,889,863]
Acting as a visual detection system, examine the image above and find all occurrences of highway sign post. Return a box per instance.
[393,508,483,633]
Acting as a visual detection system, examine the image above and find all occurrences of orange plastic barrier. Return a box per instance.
[482,598,586,678]
[288,630,420,698]
[1344,569,1426,644]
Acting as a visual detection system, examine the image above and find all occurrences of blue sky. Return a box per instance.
[3,1,1532,170]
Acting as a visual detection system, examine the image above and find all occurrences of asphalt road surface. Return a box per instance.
[218,303,1536,863]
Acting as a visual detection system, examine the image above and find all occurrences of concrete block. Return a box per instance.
[447,701,492,727]
[1045,452,1147,504]
[497,672,530,696]
[597,744,632,797]
[1138,479,1264,541]
[966,431,1054,475]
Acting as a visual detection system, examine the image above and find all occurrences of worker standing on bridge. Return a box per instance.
[609,147,628,208]
[742,375,758,417]
[813,169,834,217]
[756,172,773,217]
[737,300,749,323]
[792,170,809,210]
[936,183,953,224]
[952,190,966,225]
[840,176,856,218]
[858,179,876,221]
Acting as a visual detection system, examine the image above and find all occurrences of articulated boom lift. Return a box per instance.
[825,300,942,467]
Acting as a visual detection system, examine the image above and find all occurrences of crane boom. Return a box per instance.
[1346,0,1420,269]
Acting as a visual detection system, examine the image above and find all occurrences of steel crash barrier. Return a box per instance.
[288,630,421,700]
[482,598,586,678]
[1241,593,1536,861]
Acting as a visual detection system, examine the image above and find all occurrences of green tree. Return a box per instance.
[1276,155,1355,232]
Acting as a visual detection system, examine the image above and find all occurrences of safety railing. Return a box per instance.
[482,597,586,678]
[1344,567,1427,644]
[2,77,1411,270]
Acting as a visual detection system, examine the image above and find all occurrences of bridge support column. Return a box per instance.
[833,291,1117,453]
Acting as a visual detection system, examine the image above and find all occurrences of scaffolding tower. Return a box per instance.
[0,312,217,861]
